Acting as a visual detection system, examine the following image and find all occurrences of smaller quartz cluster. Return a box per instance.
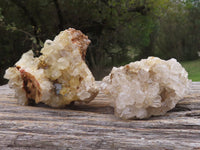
[4,28,98,107]
[101,57,190,119]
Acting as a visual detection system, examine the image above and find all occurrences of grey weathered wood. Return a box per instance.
[0,82,200,150]
[190,82,200,94]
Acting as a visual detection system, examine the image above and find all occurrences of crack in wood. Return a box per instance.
[0,82,200,149]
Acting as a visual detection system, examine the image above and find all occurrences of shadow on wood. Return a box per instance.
[0,82,200,149]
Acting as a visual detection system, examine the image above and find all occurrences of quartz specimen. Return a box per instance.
[4,28,98,107]
[101,57,190,119]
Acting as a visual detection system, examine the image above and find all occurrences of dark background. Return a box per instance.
[0,0,200,84]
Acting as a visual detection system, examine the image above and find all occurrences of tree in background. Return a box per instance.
[154,0,200,60]
[0,0,199,84]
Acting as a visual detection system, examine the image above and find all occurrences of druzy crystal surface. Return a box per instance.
[4,28,98,107]
[101,57,190,119]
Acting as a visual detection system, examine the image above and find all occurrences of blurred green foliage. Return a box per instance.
[0,0,199,84]
[181,59,200,81]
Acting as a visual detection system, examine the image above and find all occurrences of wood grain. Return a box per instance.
[0,82,200,150]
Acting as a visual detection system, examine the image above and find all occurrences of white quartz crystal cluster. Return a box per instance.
[101,57,190,119]
[4,28,98,107]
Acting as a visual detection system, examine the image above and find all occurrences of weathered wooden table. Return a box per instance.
[0,82,200,150]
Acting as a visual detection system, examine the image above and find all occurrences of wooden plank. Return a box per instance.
[190,82,200,94]
[192,82,200,85]
[0,82,200,149]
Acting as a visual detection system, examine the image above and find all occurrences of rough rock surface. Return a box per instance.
[101,57,191,119]
[4,28,98,107]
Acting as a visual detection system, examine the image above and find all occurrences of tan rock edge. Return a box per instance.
[101,57,191,119]
[4,28,99,107]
